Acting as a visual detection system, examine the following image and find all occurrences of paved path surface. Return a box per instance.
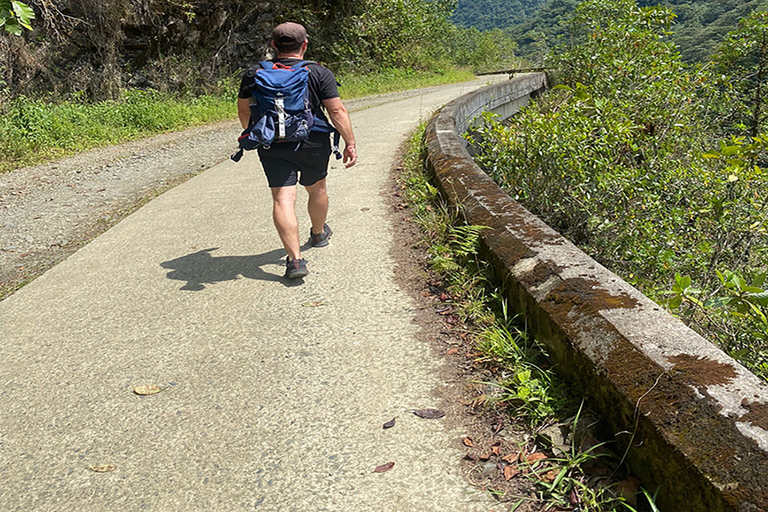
[0,77,504,511]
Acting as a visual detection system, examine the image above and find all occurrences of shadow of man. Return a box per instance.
[161,247,300,290]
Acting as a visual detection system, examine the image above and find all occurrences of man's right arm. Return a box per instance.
[237,98,251,129]
[322,97,357,168]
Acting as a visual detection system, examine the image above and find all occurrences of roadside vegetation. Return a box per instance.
[338,67,475,99]
[0,66,477,173]
[0,0,518,173]
[398,125,659,511]
[0,91,235,172]
[471,0,768,379]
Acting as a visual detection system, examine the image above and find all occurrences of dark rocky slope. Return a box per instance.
[1,0,356,99]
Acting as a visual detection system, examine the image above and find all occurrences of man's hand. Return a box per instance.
[343,145,357,168]
[322,97,358,168]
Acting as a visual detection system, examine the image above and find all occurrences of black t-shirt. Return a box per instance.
[238,58,339,118]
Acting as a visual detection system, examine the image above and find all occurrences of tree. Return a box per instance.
[325,0,459,70]
[0,0,34,35]
[713,10,768,137]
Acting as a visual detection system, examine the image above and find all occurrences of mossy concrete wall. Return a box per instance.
[425,73,768,512]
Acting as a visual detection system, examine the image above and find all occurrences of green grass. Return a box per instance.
[0,66,477,173]
[0,90,235,172]
[336,66,476,99]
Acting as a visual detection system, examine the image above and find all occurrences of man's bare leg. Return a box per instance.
[271,185,301,260]
[305,178,329,235]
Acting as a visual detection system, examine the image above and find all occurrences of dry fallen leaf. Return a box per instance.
[374,462,395,473]
[540,469,559,483]
[502,453,518,463]
[462,437,474,447]
[491,442,502,456]
[413,409,445,419]
[503,465,519,481]
[133,385,162,396]
[527,452,548,464]
[383,417,396,429]
[446,347,458,355]
[89,464,117,473]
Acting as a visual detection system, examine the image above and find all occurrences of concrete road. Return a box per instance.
[0,77,505,511]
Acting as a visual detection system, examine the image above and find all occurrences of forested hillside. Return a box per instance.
[455,0,768,62]
[643,0,768,61]
[451,0,546,31]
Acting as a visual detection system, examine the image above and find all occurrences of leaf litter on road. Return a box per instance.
[503,465,519,480]
[89,464,117,473]
[501,452,518,463]
[526,452,548,464]
[383,417,396,429]
[374,462,395,473]
[413,408,445,419]
[133,385,163,396]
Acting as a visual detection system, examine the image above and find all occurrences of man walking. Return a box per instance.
[237,22,357,279]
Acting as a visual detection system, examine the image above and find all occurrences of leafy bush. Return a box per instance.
[470,0,768,379]
[325,0,459,72]
[442,27,520,72]
[0,0,34,35]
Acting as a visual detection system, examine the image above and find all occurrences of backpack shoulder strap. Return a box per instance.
[259,61,274,70]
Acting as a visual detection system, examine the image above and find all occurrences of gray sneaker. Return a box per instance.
[285,257,309,279]
[309,223,332,247]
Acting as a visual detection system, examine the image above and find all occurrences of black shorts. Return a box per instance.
[257,133,332,188]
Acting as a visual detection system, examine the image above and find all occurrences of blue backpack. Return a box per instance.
[232,60,338,162]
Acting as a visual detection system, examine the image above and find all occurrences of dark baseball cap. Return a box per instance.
[272,22,308,44]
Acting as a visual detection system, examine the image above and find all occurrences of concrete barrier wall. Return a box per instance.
[424,73,768,512]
